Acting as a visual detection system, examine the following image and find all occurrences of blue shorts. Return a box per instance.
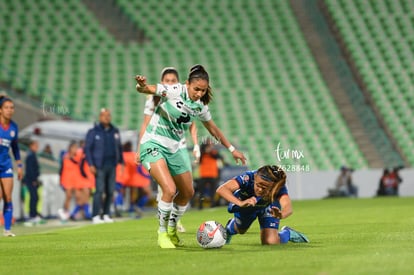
[232,204,281,230]
[0,165,14,178]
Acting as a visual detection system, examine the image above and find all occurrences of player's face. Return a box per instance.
[0,101,15,120]
[254,174,274,197]
[187,79,208,101]
[161,73,178,85]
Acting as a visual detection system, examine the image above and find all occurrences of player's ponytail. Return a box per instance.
[188,64,212,105]
[257,165,287,203]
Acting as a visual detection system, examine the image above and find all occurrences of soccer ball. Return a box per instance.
[196,220,227,248]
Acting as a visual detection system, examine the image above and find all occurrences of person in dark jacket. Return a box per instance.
[23,140,41,223]
[85,108,124,224]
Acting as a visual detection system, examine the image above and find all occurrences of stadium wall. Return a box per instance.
[287,168,414,200]
[9,168,414,218]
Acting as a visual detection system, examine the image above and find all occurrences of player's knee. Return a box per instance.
[261,235,280,245]
[162,188,176,200]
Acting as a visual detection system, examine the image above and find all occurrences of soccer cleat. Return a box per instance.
[281,226,309,243]
[225,231,232,245]
[225,218,233,244]
[103,215,114,223]
[158,231,176,249]
[167,226,184,247]
[3,230,16,237]
[58,208,69,222]
[177,220,186,233]
[92,215,105,224]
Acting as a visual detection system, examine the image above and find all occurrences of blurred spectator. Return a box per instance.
[75,140,94,219]
[377,166,403,196]
[22,140,43,224]
[85,108,124,224]
[58,141,91,221]
[39,144,54,160]
[196,139,225,209]
[327,166,358,198]
[115,141,151,218]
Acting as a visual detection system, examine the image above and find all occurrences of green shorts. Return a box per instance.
[140,141,192,176]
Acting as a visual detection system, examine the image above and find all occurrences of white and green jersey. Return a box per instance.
[140,83,211,153]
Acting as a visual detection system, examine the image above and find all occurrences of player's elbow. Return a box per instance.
[216,185,224,196]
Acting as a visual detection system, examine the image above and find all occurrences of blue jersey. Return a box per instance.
[228,170,288,214]
[0,120,21,172]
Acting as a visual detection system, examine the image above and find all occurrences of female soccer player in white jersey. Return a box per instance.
[0,96,23,237]
[135,65,246,248]
[137,67,199,232]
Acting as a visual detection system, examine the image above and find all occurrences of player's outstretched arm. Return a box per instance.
[202,120,246,165]
[216,179,257,207]
[135,75,156,94]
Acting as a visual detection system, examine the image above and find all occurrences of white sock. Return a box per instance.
[168,203,188,229]
[158,200,173,233]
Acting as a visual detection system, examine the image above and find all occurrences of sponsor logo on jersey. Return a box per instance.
[5,168,13,174]
[0,138,11,147]
[95,135,100,140]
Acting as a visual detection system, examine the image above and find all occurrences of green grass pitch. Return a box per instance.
[1,197,413,275]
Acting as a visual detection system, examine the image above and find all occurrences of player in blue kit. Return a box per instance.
[0,96,23,237]
[216,165,309,245]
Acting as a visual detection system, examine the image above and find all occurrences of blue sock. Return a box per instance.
[115,192,123,207]
[279,228,290,244]
[226,218,238,236]
[137,195,149,208]
[70,205,81,218]
[83,204,91,219]
[3,202,13,230]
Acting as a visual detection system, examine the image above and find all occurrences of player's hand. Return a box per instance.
[232,150,247,165]
[239,197,257,208]
[270,206,283,219]
[193,144,200,163]
[135,75,147,87]
[17,167,23,181]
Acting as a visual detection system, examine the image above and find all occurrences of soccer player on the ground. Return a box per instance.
[136,67,200,232]
[135,65,246,248]
[0,96,23,237]
[216,165,309,245]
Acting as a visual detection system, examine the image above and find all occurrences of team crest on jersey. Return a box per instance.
[10,130,15,138]
[161,90,167,97]
[114,133,119,139]
[242,175,250,183]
